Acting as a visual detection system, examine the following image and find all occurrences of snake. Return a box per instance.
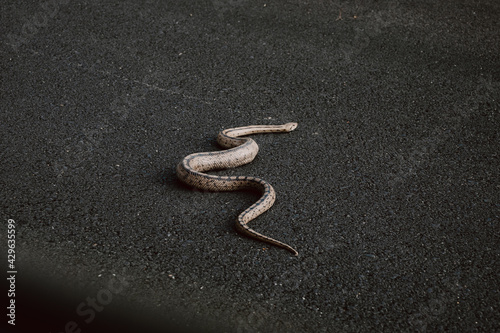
[176,123,299,256]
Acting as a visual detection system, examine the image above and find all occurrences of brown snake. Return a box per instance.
[176,123,299,256]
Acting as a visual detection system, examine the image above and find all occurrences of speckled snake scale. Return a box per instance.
[176,123,299,256]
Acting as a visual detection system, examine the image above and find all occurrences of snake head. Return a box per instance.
[284,122,298,132]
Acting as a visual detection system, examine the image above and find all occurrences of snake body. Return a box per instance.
[176,123,299,256]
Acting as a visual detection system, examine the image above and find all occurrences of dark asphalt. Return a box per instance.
[1,0,499,332]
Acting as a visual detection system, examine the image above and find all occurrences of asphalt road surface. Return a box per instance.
[1,1,499,332]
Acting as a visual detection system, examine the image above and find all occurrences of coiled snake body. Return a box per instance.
[176,123,299,256]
